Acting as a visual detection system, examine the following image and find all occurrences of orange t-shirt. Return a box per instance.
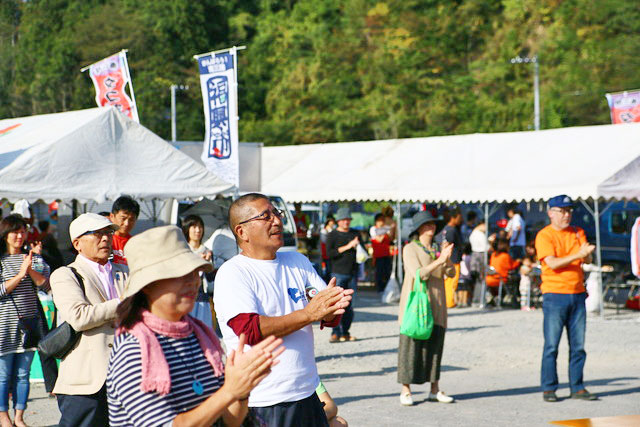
[111,233,131,265]
[535,225,587,294]
[486,252,520,287]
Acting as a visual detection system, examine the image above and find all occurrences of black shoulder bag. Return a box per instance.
[9,293,44,350]
[37,267,85,359]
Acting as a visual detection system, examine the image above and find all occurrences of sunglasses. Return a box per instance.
[238,208,285,225]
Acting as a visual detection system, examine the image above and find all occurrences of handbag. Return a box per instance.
[399,270,434,340]
[9,294,44,350]
[38,267,85,359]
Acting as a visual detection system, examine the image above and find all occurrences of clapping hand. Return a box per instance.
[304,277,353,322]
[30,241,42,255]
[223,334,285,401]
[437,242,454,264]
[19,250,34,277]
[577,243,595,259]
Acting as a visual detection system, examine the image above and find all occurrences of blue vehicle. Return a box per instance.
[449,201,638,273]
[571,201,640,268]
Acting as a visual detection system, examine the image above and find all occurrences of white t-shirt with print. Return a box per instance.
[214,251,327,407]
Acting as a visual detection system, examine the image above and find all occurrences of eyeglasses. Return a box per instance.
[550,207,573,215]
[81,229,115,238]
[238,208,285,225]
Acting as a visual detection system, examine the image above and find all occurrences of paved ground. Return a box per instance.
[21,289,640,426]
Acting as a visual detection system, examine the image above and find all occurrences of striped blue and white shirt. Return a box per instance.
[107,332,224,427]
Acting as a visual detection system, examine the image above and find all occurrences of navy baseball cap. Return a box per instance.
[548,195,573,208]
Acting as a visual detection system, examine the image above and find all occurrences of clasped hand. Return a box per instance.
[437,241,454,264]
[303,277,354,323]
[224,334,285,401]
[577,243,595,259]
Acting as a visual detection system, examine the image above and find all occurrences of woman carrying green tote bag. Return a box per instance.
[397,211,456,407]
[400,270,434,340]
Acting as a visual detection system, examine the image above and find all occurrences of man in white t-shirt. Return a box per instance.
[214,193,353,427]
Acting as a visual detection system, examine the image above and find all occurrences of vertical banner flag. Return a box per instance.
[605,90,640,124]
[196,48,239,187]
[86,51,139,122]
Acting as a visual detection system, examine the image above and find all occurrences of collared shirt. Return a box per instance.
[78,255,119,300]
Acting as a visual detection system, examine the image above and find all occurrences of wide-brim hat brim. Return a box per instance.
[410,213,444,236]
[122,249,213,299]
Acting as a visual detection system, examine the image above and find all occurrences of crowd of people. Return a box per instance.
[0,192,602,426]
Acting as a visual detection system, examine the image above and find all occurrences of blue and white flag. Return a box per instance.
[197,48,239,187]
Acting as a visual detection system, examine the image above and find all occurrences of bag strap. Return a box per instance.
[413,269,426,293]
[68,266,86,296]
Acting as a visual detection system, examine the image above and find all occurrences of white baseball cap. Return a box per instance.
[69,213,119,241]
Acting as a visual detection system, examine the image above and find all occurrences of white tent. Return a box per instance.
[262,122,640,315]
[0,107,233,203]
[262,122,640,203]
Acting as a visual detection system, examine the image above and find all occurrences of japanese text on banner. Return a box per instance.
[89,52,139,122]
[605,90,640,124]
[197,50,239,187]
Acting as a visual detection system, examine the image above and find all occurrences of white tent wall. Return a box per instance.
[262,122,640,204]
[0,107,233,203]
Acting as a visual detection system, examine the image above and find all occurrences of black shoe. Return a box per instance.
[570,389,597,400]
[542,391,558,402]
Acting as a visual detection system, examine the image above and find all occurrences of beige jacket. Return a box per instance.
[49,256,128,395]
[399,241,455,328]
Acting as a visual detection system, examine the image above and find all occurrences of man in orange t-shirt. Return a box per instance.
[109,195,140,266]
[535,195,596,403]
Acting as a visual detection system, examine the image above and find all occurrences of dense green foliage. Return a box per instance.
[1,0,639,145]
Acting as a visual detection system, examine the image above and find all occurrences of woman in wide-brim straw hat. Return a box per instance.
[106,225,284,427]
[397,211,456,406]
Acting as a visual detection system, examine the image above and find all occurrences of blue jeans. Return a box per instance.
[541,292,587,393]
[331,273,356,337]
[0,351,35,411]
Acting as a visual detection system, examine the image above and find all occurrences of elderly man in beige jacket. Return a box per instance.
[50,213,128,427]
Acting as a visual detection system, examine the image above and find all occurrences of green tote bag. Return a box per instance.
[399,270,434,340]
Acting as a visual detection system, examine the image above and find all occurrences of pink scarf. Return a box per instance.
[119,310,225,396]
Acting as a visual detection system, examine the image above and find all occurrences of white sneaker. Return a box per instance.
[428,391,454,403]
[399,392,414,406]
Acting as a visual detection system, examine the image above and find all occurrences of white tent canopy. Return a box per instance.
[262,122,640,203]
[0,107,233,203]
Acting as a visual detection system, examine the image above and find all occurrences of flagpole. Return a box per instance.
[120,50,140,122]
[80,49,128,73]
[193,46,246,60]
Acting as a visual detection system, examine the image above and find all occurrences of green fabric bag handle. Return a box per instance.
[413,269,425,293]
[399,269,434,340]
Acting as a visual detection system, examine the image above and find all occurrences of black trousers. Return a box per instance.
[57,384,108,427]
[250,393,329,427]
[374,256,392,293]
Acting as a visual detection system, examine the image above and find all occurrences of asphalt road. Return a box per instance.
[21,289,640,426]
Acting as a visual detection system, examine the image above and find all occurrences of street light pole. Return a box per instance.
[533,57,540,131]
[170,84,189,142]
[510,55,540,131]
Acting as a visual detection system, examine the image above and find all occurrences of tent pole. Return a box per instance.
[152,199,157,225]
[594,199,604,318]
[396,201,403,286]
[481,202,489,308]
